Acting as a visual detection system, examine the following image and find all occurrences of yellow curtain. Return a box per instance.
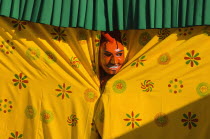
[1,16,210,139]
[95,27,210,138]
[0,16,100,139]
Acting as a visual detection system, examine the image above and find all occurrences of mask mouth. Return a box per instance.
[107,64,121,69]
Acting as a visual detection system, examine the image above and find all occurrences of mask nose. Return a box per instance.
[110,56,118,64]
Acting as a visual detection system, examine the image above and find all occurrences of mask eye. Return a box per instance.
[116,53,123,56]
[104,53,112,57]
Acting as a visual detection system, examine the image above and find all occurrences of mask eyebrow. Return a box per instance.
[116,50,124,53]
[104,51,112,53]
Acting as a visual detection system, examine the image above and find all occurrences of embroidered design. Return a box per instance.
[44,51,57,64]
[112,80,127,93]
[123,111,142,129]
[158,53,171,65]
[26,47,40,60]
[8,131,23,139]
[25,105,36,119]
[0,40,15,54]
[12,19,27,31]
[158,29,170,40]
[139,32,151,46]
[168,79,184,94]
[55,83,72,99]
[0,99,13,113]
[181,112,198,129]
[67,114,79,127]
[70,56,81,68]
[95,34,101,47]
[51,27,67,42]
[40,110,54,123]
[84,88,98,102]
[196,82,210,96]
[184,50,201,67]
[121,32,128,46]
[178,27,194,36]
[154,112,168,127]
[131,55,146,67]
[141,80,154,92]
[12,73,29,89]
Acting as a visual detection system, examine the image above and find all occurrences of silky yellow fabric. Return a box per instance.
[1,16,210,139]
[0,16,101,139]
[95,27,210,138]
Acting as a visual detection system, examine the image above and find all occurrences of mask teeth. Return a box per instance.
[101,32,115,43]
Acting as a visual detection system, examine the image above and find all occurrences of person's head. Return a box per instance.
[99,31,125,75]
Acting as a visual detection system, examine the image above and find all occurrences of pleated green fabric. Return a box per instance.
[0,0,210,31]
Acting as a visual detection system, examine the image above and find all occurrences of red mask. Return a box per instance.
[100,40,125,75]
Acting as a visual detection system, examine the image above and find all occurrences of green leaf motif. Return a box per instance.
[66,93,70,98]
[191,114,196,119]
[22,83,26,88]
[183,114,188,119]
[11,132,16,138]
[66,86,71,90]
[57,93,62,97]
[58,84,62,89]
[127,122,131,126]
[140,55,145,59]
[186,52,192,58]
[183,122,188,126]
[15,74,19,79]
[135,122,140,127]
[191,122,197,127]
[131,62,136,66]
[135,113,140,118]
[126,114,131,118]
[193,60,199,65]
[186,60,191,64]
[22,76,27,80]
[18,134,23,138]
[14,82,19,86]
[193,53,199,58]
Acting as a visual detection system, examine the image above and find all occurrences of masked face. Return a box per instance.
[100,40,125,75]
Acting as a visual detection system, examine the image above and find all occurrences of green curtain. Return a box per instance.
[0,0,210,31]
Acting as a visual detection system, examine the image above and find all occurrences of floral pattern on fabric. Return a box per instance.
[40,110,54,124]
[131,55,146,67]
[84,89,98,102]
[158,29,170,40]
[12,73,29,89]
[123,111,142,129]
[196,82,210,96]
[154,112,168,127]
[55,83,72,99]
[184,50,201,67]
[181,112,198,129]
[0,40,15,54]
[112,80,127,93]
[168,79,184,94]
[25,105,36,119]
[12,19,27,31]
[139,32,151,46]
[26,47,40,60]
[158,53,171,65]
[141,80,154,92]
[67,114,79,127]
[44,51,57,64]
[121,32,128,46]
[178,27,194,36]
[8,131,23,139]
[0,99,13,113]
[70,56,81,68]
[51,27,67,42]
[95,34,101,47]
